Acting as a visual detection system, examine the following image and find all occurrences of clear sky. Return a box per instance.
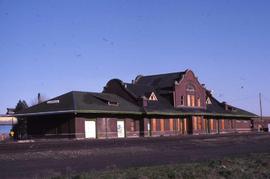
[0,0,270,115]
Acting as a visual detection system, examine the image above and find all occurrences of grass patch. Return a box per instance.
[53,153,270,179]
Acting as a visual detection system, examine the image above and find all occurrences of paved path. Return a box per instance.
[0,133,270,178]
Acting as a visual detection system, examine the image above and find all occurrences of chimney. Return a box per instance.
[38,93,41,104]
[222,102,228,110]
[138,96,148,107]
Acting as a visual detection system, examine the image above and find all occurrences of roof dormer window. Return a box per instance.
[206,97,212,104]
[108,101,119,106]
[148,92,158,101]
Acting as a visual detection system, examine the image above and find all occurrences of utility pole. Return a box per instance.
[259,93,263,121]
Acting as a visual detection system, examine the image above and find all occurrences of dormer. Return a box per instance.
[222,102,237,112]
[148,92,158,101]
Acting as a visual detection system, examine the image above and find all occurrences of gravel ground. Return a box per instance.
[0,133,270,179]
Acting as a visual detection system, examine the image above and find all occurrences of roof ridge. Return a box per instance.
[138,71,185,78]
[125,83,155,88]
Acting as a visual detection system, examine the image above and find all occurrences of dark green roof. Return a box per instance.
[16,91,143,116]
[15,70,258,119]
[135,71,185,89]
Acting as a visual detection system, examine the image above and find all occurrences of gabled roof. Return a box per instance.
[134,71,186,89]
[124,83,157,98]
[15,70,257,119]
[16,91,142,116]
[205,94,257,118]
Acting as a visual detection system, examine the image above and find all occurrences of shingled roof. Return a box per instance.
[205,95,257,118]
[122,82,256,118]
[15,70,257,119]
[134,71,186,89]
[16,91,142,116]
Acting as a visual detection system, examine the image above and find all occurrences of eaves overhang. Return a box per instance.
[145,111,258,118]
[15,109,143,117]
[15,110,257,119]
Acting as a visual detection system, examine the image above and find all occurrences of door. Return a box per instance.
[117,121,125,138]
[85,120,96,138]
[187,117,193,134]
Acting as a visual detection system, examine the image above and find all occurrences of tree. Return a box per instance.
[12,100,29,140]
[14,100,28,113]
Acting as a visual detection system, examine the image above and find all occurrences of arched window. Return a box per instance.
[186,84,195,92]
[186,83,196,107]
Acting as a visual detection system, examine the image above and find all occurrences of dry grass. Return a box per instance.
[54,153,270,179]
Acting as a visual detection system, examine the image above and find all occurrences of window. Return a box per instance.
[130,120,135,132]
[191,95,195,107]
[152,118,156,131]
[198,117,202,130]
[169,119,174,131]
[186,84,195,92]
[108,101,119,106]
[197,97,201,107]
[210,119,214,130]
[149,92,158,101]
[187,95,195,107]
[160,119,165,131]
[180,96,184,105]
[221,120,225,130]
[230,120,234,129]
[187,95,191,106]
[206,97,212,104]
[177,118,181,131]
[193,117,197,130]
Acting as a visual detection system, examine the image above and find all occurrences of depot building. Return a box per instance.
[16,70,257,139]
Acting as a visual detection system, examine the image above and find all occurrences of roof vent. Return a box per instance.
[47,100,60,104]
[108,101,119,106]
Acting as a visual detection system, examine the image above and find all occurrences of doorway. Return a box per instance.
[186,117,193,134]
[85,120,96,138]
[117,121,125,138]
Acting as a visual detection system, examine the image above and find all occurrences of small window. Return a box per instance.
[206,97,212,104]
[149,92,158,101]
[130,120,135,131]
[186,84,195,92]
[108,101,119,106]
[180,96,184,105]
[197,97,201,107]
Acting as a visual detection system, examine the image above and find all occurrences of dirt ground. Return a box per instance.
[0,133,270,179]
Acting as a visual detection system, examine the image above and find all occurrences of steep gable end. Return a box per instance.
[134,71,185,89]
[148,92,158,101]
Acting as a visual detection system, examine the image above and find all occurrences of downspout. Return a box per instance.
[217,118,220,134]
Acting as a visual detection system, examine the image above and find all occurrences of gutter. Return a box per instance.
[15,109,143,117]
[145,111,258,118]
[15,110,256,118]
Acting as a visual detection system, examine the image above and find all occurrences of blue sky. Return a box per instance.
[0,0,270,115]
